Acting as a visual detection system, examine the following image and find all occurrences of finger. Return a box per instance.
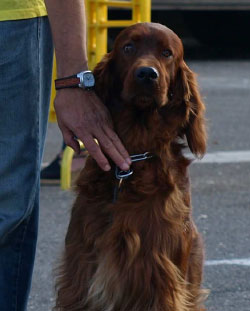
[103,125,131,165]
[60,125,80,154]
[80,134,111,171]
[94,128,130,171]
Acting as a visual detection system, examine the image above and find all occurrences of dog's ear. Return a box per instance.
[173,61,207,158]
[93,52,115,102]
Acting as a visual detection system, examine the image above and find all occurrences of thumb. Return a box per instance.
[60,125,81,154]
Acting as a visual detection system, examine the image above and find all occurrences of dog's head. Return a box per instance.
[94,23,206,157]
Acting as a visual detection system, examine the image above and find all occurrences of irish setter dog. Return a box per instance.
[55,23,207,311]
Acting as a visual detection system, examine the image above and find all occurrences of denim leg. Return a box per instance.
[0,17,53,311]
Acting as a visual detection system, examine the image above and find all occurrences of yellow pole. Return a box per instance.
[95,0,108,64]
[140,0,151,22]
[48,54,57,122]
[87,0,97,70]
[132,0,151,23]
[60,146,75,190]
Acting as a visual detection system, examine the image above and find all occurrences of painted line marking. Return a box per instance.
[205,258,250,266]
[192,150,250,164]
[42,150,250,168]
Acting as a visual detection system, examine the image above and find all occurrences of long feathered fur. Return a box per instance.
[54,23,207,311]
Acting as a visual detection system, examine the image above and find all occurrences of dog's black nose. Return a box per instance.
[135,67,159,83]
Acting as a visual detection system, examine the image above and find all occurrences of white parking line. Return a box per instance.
[205,258,250,266]
[193,150,250,164]
[42,150,250,168]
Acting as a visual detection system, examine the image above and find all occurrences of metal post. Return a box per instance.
[95,0,108,65]
[140,0,151,22]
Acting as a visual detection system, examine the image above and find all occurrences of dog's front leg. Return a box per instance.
[86,210,193,311]
[186,226,207,311]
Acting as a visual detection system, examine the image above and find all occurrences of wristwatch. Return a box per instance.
[55,70,95,90]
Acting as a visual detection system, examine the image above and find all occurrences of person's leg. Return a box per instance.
[0,17,53,311]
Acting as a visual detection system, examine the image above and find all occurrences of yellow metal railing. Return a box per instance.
[48,0,151,189]
[86,0,151,69]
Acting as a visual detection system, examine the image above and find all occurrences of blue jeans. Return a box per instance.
[0,17,53,310]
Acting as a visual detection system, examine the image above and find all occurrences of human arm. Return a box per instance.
[44,0,130,171]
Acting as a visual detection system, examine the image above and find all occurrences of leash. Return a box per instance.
[113,152,155,203]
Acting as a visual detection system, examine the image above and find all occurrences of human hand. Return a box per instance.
[54,88,131,171]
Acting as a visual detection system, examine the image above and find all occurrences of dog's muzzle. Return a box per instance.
[135,67,159,84]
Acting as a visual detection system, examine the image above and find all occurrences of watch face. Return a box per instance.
[82,72,95,88]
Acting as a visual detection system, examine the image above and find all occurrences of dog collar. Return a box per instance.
[113,152,155,203]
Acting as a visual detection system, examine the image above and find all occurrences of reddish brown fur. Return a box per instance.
[55,23,207,311]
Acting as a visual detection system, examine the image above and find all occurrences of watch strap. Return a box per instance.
[55,75,80,90]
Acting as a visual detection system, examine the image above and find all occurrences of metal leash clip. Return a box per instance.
[113,152,155,203]
[115,167,133,180]
[115,152,154,180]
[130,152,154,163]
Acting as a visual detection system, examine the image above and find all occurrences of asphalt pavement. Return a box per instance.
[28,60,250,311]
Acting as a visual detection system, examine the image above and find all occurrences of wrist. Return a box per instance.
[55,70,95,90]
[56,60,88,79]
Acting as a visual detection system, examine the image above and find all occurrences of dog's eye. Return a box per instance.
[123,44,135,54]
[162,49,172,58]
